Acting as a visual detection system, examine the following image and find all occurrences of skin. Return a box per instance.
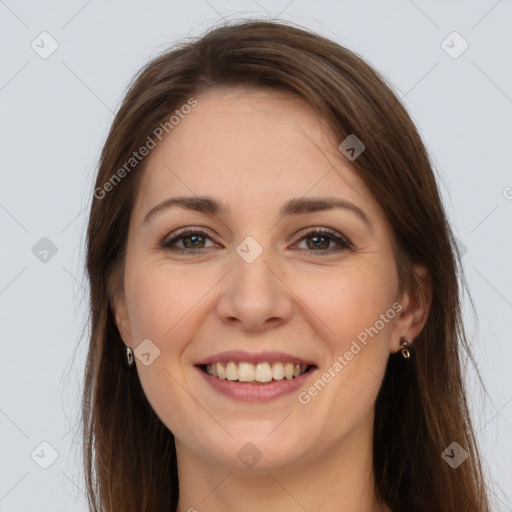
[112,87,431,512]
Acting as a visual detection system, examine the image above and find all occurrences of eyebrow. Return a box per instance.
[143,195,372,230]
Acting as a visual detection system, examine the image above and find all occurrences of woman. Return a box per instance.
[83,19,491,511]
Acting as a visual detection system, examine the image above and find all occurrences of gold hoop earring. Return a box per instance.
[399,337,410,359]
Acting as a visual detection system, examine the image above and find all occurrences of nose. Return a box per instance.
[216,249,294,332]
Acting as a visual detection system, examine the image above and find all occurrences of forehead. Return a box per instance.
[133,87,381,222]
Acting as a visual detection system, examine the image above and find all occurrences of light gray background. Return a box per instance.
[1,1,511,510]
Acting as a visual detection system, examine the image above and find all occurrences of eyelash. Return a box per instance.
[160,228,352,255]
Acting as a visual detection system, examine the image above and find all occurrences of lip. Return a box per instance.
[194,350,317,366]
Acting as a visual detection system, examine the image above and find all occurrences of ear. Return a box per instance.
[390,263,432,353]
[110,291,133,346]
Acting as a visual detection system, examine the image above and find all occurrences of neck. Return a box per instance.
[175,412,388,512]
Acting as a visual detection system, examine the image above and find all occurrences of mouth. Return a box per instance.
[198,361,314,385]
[194,351,319,397]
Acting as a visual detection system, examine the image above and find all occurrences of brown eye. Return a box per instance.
[161,229,216,253]
[181,233,206,249]
[295,229,352,253]
[161,227,351,255]
[306,234,330,250]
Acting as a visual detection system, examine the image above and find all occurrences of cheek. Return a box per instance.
[302,261,397,408]
[124,260,218,346]
[291,257,398,411]
[292,257,398,352]
[122,260,215,437]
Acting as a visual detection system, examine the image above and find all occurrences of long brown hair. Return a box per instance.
[83,19,491,511]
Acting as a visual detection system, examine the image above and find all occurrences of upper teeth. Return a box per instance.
[205,362,308,383]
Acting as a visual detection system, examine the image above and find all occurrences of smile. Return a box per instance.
[202,361,311,384]
[195,351,318,401]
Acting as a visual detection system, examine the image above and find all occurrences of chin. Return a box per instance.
[198,429,317,472]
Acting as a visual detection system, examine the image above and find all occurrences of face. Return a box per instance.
[113,87,417,472]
